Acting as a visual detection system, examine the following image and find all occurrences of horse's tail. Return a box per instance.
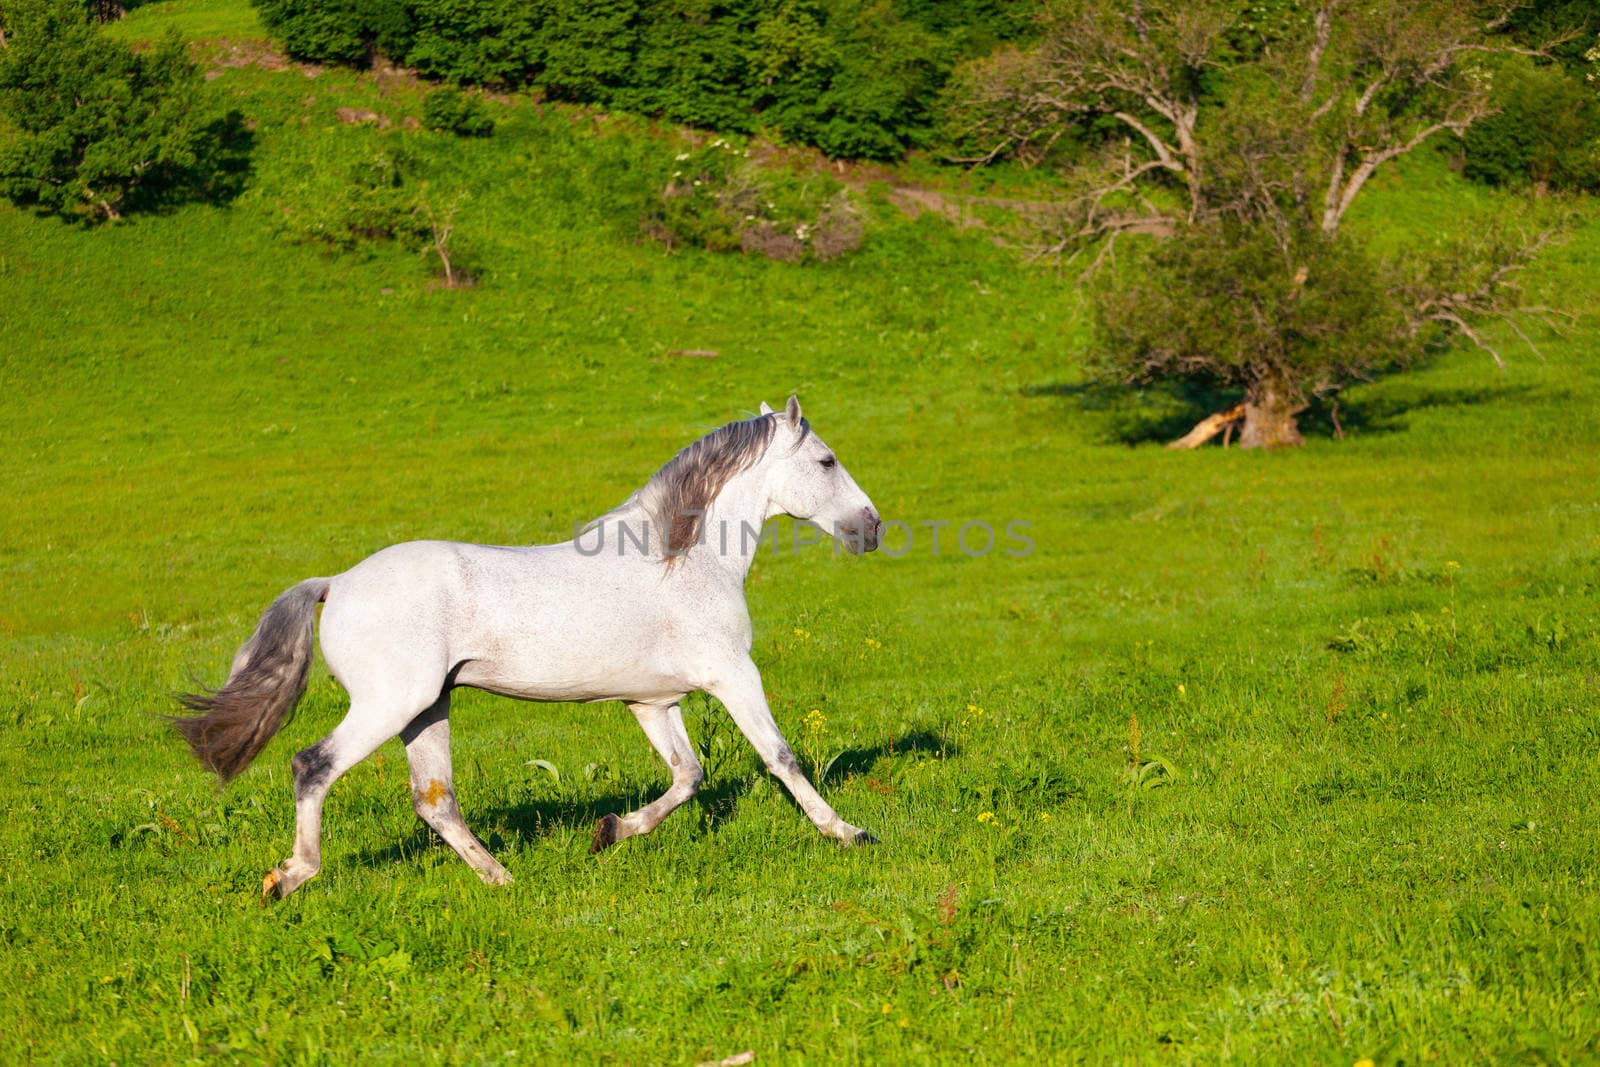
[171,577,332,785]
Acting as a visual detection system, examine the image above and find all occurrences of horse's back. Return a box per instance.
[322,538,568,637]
[317,539,703,705]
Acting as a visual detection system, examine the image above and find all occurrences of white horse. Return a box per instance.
[173,397,883,899]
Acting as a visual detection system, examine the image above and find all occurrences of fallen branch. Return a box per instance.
[1167,404,1244,450]
[663,349,720,359]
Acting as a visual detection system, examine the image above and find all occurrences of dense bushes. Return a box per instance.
[420,87,494,136]
[0,0,247,220]
[1462,58,1600,193]
[642,137,863,261]
[250,0,374,64]
[249,0,1026,159]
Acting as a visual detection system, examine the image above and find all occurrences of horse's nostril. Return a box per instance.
[862,509,883,550]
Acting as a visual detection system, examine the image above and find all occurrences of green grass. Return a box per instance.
[104,0,267,43]
[4,4,1600,1063]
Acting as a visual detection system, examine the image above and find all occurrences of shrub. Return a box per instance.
[402,0,539,85]
[0,0,245,221]
[762,1,949,160]
[420,86,494,136]
[1463,58,1600,192]
[532,0,641,101]
[614,0,752,132]
[277,147,425,249]
[644,138,864,262]
[808,195,864,261]
[276,146,475,285]
[252,0,373,63]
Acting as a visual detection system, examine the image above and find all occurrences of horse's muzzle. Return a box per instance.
[844,508,882,554]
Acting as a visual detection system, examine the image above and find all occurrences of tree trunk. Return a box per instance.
[1238,375,1306,449]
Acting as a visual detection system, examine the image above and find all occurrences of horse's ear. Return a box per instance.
[785,395,802,429]
[759,401,774,415]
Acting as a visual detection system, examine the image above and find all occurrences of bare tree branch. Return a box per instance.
[1301,3,1336,104]
[1431,311,1505,368]
[1110,110,1184,172]
[1322,115,1479,234]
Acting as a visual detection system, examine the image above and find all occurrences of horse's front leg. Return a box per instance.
[706,658,878,846]
[592,701,703,853]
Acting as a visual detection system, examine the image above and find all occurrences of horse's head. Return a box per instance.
[761,397,882,554]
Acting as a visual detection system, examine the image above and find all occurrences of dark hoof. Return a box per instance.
[591,813,620,854]
[852,830,881,846]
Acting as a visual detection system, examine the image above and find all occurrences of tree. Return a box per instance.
[946,0,1571,447]
[0,0,238,221]
[417,185,472,288]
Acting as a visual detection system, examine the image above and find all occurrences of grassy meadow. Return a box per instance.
[4,2,1600,1062]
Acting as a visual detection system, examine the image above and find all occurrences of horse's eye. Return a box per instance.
[819,456,836,469]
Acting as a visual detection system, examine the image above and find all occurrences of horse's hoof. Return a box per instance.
[851,829,881,846]
[591,813,620,854]
[477,865,514,886]
[260,868,285,905]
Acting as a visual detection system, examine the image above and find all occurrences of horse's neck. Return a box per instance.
[691,470,774,583]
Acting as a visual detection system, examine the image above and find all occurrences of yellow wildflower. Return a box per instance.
[977,811,995,824]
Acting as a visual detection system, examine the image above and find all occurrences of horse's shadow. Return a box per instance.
[820,728,957,784]
[351,728,956,869]
[351,776,763,869]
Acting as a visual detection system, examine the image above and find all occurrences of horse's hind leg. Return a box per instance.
[593,702,703,852]
[265,699,416,900]
[400,696,511,886]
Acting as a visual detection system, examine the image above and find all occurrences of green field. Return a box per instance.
[5,3,1600,1062]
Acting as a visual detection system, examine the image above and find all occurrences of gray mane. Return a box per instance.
[603,412,808,561]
